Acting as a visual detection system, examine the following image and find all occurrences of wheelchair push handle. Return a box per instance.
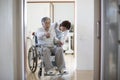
[26,32,35,40]
[27,32,38,45]
[32,32,35,36]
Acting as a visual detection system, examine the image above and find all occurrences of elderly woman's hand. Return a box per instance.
[57,41,63,46]
[45,32,50,38]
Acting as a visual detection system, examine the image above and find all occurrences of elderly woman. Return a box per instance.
[36,17,66,74]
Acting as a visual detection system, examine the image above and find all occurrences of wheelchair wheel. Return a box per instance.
[28,46,37,73]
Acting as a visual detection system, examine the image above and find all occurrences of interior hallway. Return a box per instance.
[0,0,98,80]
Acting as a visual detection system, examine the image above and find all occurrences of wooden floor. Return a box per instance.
[75,70,93,80]
[25,53,93,80]
[26,54,75,80]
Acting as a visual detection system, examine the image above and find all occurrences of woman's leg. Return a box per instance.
[54,47,66,71]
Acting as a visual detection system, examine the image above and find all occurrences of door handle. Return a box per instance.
[97,21,101,39]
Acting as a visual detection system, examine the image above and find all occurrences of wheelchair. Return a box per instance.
[27,32,58,77]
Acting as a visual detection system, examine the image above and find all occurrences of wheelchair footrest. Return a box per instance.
[44,73,56,76]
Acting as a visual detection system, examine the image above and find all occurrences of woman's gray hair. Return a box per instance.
[41,17,50,23]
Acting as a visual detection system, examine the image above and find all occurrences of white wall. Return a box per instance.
[0,0,14,80]
[76,0,94,70]
[54,3,74,24]
[0,0,23,80]
[27,3,50,37]
[27,3,74,37]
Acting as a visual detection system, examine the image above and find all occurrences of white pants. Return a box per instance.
[42,46,65,72]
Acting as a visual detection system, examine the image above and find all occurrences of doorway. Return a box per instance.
[24,0,76,80]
